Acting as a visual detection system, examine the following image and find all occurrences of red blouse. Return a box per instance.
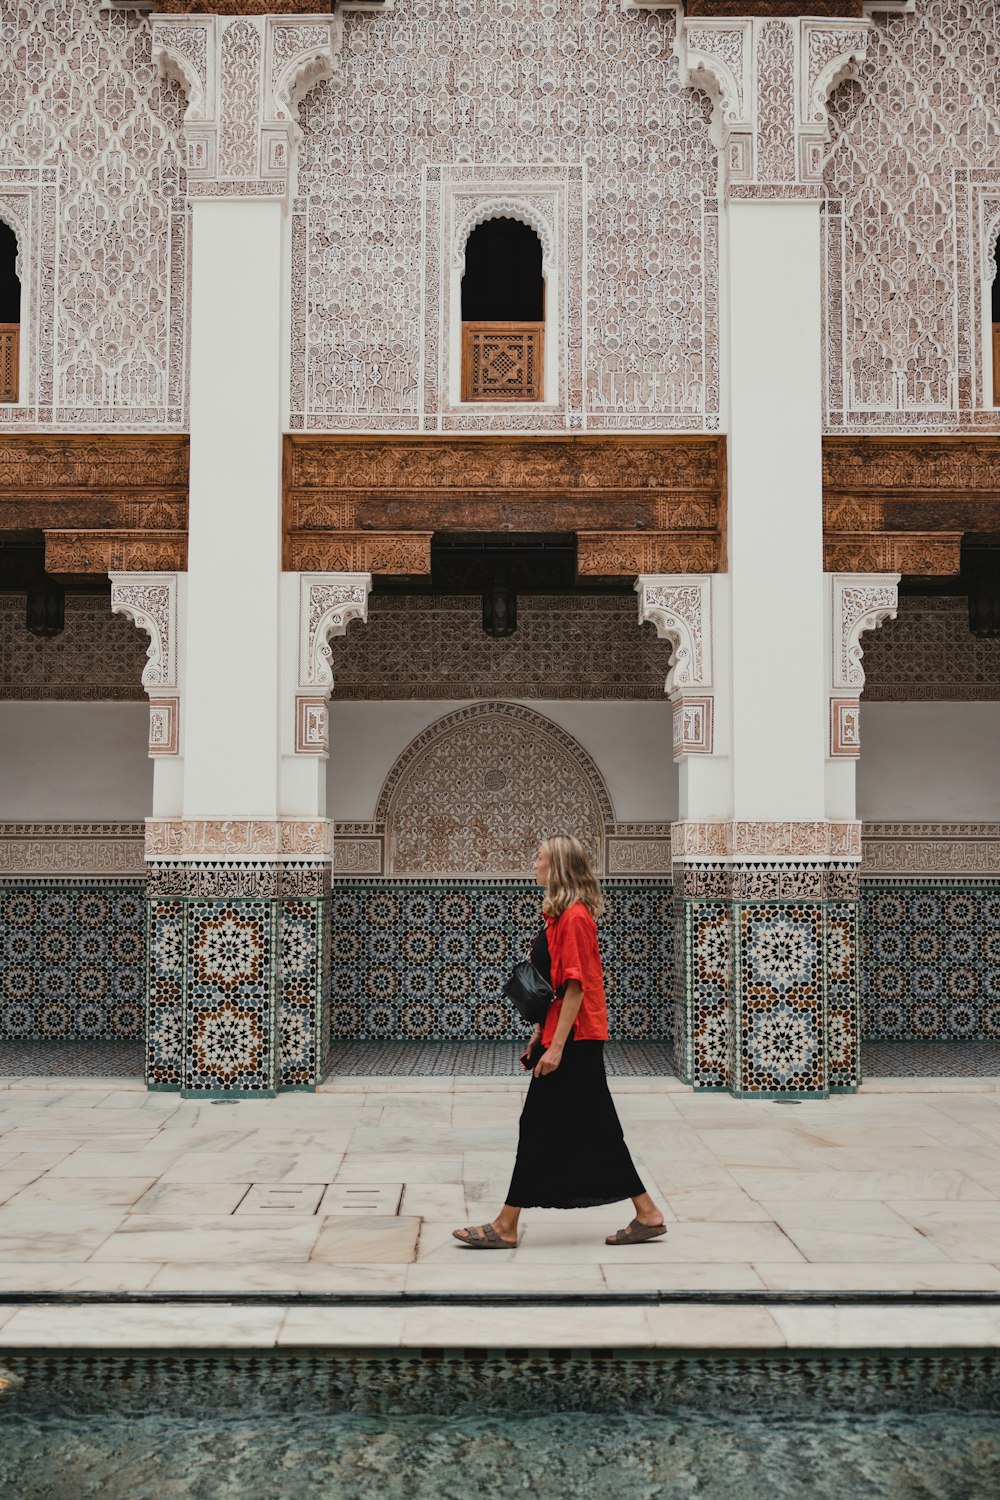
[541,901,609,1047]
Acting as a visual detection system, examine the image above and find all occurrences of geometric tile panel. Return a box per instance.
[685,900,731,1090]
[0,883,145,1042]
[861,883,1000,1041]
[735,903,827,1097]
[147,898,183,1089]
[184,900,276,1094]
[278,896,330,1090]
[330,879,673,1043]
[827,900,860,1092]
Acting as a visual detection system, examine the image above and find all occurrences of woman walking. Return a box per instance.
[453,834,666,1249]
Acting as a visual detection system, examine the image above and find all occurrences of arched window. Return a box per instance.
[0,221,20,404]
[461,218,544,402]
[992,247,1000,407]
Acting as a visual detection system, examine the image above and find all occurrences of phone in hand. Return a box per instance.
[519,1039,542,1071]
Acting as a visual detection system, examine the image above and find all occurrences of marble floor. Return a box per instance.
[4,1072,1000,1349]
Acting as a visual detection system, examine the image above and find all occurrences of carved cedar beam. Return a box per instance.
[0,435,188,490]
[285,434,726,497]
[0,435,189,535]
[287,492,721,536]
[823,436,1000,497]
[577,533,720,579]
[45,531,188,578]
[284,532,432,577]
[822,534,961,577]
[822,435,1000,574]
[283,434,727,571]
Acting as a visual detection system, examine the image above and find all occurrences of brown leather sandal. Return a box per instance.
[605,1218,667,1245]
[452,1223,516,1249]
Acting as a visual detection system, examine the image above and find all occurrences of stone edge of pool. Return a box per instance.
[3,1299,1000,1351]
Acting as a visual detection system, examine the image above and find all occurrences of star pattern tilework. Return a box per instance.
[0,883,145,1043]
[329,879,674,1043]
[861,883,1000,1042]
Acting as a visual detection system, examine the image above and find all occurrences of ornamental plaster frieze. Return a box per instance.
[861,823,1000,878]
[151,11,347,196]
[0,823,145,877]
[144,818,333,861]
[671,820,863,862]
[677,14,870,197]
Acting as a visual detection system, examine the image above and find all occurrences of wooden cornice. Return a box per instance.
[0,431,994,581]
[0,435,188,579]
[283,434,727,578]
[822,435,1000,578]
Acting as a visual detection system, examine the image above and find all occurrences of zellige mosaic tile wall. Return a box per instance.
[861,883,1000,1041]
[5,876,1000,1053]
[0,882,145,1041]
[330,879,674,1043]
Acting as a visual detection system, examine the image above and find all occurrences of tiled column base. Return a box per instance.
[673,863,860,1099]
[146,863,331,1096]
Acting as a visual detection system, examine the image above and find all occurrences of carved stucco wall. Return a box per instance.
[293,0,719,433]
[0,4,187,428]
[824,0,1000,430]
[860,595,1000,701]
[331,594,674,701]
[4,590,997,706]
[0,595,146,700]
[378,702,615,876]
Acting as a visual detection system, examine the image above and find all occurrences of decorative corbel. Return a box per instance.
[828,572,899,758]
[110,573,181,757]
[677,15,869,195]
[151,13,344,195]
[295,572,371,755]
[637,575,715,761]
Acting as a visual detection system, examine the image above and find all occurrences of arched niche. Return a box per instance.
[0,212,21,404]
[376,702,615,877]
[458,214,546,403]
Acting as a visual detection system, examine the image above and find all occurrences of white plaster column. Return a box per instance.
[727,198,826,821]
[185,197,284,819]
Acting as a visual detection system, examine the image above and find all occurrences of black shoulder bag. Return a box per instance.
[502,926,555,1027]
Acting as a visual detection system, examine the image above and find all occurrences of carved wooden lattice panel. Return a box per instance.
[0,325,16,404]
[461,323,543,403]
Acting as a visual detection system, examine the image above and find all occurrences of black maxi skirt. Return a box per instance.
[505,1038,646,1210]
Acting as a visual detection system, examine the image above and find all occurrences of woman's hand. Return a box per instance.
[529,1023,542,1046]
[534,1043,563,1077]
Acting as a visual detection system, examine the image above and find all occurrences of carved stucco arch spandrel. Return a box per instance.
[150,13,346,194]
[294,572,372,756]
[638,575,715,760]
[110,572,180,756]
[828,571,899,758]
[677,17,871,193]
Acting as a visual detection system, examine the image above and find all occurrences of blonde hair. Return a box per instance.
[540,834,605,920]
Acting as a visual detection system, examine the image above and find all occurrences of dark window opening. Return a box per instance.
[461,218,545,402]
[0,221,20,403]
[461,218,544,322]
